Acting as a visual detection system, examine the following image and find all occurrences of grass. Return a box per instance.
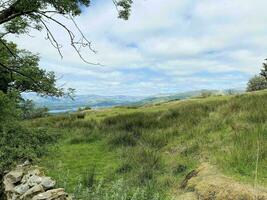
[40,140,119,192]
[29,90,267,199]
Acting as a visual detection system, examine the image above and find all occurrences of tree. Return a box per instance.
[246,75,267,92]
[0,39,74,97]
[0,0,132,97]
[260,60,267,80]
[0,0,133,63]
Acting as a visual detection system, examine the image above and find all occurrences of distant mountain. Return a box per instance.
[23,89,244,113]
[23,93,145,113]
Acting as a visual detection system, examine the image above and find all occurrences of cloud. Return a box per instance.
[4,0,267,95]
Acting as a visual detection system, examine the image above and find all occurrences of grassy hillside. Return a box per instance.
[28,90,267,199]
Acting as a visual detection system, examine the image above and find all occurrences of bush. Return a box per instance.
[246,75,267,92]
[0,91,56,174]
[20,99,49,119]
[0,124,55,172]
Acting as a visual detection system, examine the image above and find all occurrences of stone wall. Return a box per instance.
[3,162,72,200]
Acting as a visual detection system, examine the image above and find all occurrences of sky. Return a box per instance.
[8,0,267,96]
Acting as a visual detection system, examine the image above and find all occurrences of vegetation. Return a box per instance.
[20,99,49,119]
[246,59,267,92]
[0,0,133,180]
[247,75,267,92]
[25,90,267,199]
[1,1,267,199]
[260,60,267,80]
[0,91,55,184]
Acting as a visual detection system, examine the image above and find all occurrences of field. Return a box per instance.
[27,90,267,199]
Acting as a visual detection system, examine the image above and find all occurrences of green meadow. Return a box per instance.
[27,90,267,199]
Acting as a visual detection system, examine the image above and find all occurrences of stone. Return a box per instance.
[41,177,56,190]
[21,169,43,184]
[32,188,71,200]
[27,175,43,187]
[20,184,44,200]
[3,178,15,192]
[5,169,24,184]
[18,160,31,168]
[3,164,71,200]
[14,184,29,195]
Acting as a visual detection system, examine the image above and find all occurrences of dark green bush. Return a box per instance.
[0,124,55,172]
[0,91,56,174]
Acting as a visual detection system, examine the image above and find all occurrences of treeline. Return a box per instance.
[247,61,267,92]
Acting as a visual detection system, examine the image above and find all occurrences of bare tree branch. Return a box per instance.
[39,18,63,59]
[37,11,102,66]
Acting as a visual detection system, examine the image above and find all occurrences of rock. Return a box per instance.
[41,177,56,190]
[3,164,71,200]
[3,178,15,192]
[8,193,19,200]
[14,184,29,195]
[5,169,24,184]
[32,188,71,200]
[21,169,43,184]
[20,184,44,200]
[28,175,43,187]
[18,160,31,168]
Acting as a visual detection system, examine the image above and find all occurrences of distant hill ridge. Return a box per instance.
[23,89,244,113]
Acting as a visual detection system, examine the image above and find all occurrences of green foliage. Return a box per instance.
[246,75,267,92]
[116,0,133,20]
[0,91,56,174]
[0,0,91,34]
[260,60,267,80]
[0,91,19,123]
[0,39,73,97]
[0,123,54,172]
[0,0,132,35]
[20,99,48,119]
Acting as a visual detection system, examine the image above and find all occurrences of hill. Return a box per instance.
[28,90,267,199]
[23,89,244,113]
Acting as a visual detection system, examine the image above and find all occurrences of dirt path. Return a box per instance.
[175,163,267,200]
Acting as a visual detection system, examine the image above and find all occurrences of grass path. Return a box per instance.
[39,140,119,192]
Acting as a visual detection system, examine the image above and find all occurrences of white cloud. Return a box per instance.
[4,0,267,95]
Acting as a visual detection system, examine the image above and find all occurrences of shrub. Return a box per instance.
[246,75,267,92]
[0,91,56,174]
[0,124,55,172]
[20,99,49,119]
